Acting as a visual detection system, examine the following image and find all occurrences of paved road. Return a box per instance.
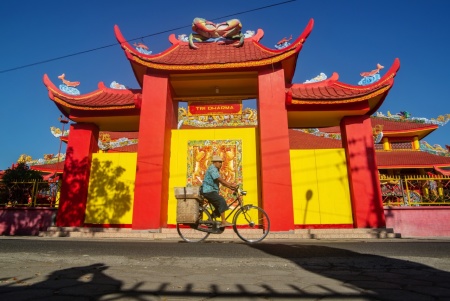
[1,237,450,300]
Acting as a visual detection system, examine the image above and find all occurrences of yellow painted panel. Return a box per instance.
[168,128,259,225]
[85,152,137,224]
[290,150,321,224]
[290,149,352,225]
[315,149,352,224]
[168,129,216,225]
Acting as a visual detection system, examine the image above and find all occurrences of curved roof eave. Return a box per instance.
[43,74,140,111]
[382,126,438,138]
[249,18,314,54]
[286,58,400,107]
[30,162,65,173]
[371,117,439,139]
[376,150,450,169]
[377,164,441,169]
[113,19,314,72]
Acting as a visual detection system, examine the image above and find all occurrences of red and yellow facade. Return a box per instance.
[43,18,401,231]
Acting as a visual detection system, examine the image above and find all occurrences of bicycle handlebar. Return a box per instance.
[234,188,247,196]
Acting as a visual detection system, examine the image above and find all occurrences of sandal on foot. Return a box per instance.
[220,222,234,227]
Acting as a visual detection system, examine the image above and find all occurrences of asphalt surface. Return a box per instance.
[1,237,450,300]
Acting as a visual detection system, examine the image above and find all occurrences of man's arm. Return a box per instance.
[217,177,238,190]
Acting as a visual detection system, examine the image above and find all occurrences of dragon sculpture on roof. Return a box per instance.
[189,18,244,49]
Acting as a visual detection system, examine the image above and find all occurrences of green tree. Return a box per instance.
[2,163,43,184]
[2,163,43,205]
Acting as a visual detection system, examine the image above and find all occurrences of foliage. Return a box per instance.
[2,163,44,206]
[2,163,43,185]
[0,183,8,203]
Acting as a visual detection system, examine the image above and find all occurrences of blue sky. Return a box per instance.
[1,0,449,170]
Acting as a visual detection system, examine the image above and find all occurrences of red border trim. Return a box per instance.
[83,224,132,228]
[295,224,353,229]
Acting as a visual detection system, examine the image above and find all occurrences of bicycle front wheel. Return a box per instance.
[177,209,212,243]
[233,205,270,243]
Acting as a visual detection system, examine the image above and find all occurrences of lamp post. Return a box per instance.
[50,115,69,207]
[57,115,69,167]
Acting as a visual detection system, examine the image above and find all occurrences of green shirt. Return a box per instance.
[202,164,220,193]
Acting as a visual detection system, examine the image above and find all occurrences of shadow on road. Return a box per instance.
[1,244,450,300]
[249,243,450,300]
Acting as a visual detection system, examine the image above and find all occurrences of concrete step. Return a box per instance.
[39,227,401,240]
[294,228,400,239]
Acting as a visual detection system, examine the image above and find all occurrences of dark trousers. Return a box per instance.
[202,191,228,217]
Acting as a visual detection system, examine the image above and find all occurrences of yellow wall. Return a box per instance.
[290,149,353,225]
[83,134,351,227]
[85,152,137,224]
[168,128,259,225]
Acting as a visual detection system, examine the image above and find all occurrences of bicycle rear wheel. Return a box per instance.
[233,205,270,243]
[177,208,212,242]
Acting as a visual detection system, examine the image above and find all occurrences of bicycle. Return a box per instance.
[176,189,270,243]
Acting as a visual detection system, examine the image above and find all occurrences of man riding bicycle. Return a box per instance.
[201,155,238,227]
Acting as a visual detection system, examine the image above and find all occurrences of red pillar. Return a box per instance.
[132,72,176,229]
[257,67,294,231]
[56,123,99,227]
[340,115,386,228]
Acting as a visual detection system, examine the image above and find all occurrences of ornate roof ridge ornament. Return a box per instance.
[27,153,67,166]
[188,17,245,49]
[50,126,69,138]
[133,42,152,55]
[98,133,138,151]
[110,81,127,89]
[358,63,384,86]
[274,35,292,49]
[372,124,384,144]
[420,141,450,157]
[180,29,256,42]
[375,111,450,126]
[293,128,342,140]
[303,72,328,84]
[58,73,80,95]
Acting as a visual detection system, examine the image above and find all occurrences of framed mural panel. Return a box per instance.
[187,139,242,205]
[168,128,259,225]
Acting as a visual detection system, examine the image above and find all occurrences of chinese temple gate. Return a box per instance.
[43,18,400,232]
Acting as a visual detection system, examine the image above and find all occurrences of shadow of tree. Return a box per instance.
[85,158,132,225]
[0,208,56,235]
[57,147,132,230]
[57,147,91,227]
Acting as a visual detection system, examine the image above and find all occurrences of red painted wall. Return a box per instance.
[56,123,99,227]
[385,207,450,237]
[132,73,177,229]
[0,208,56,235]
[258,67,294,231]
[340,115,386,228]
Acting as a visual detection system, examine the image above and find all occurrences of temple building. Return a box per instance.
[41,18,405,231]
[316,113,450,176]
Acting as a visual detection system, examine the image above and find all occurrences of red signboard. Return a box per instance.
[188,101,242,116]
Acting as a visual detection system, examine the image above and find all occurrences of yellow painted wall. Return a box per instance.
[168,128,259,225]
[85,152,137,224]
[82,134,351,227]
[290,149,353,225]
